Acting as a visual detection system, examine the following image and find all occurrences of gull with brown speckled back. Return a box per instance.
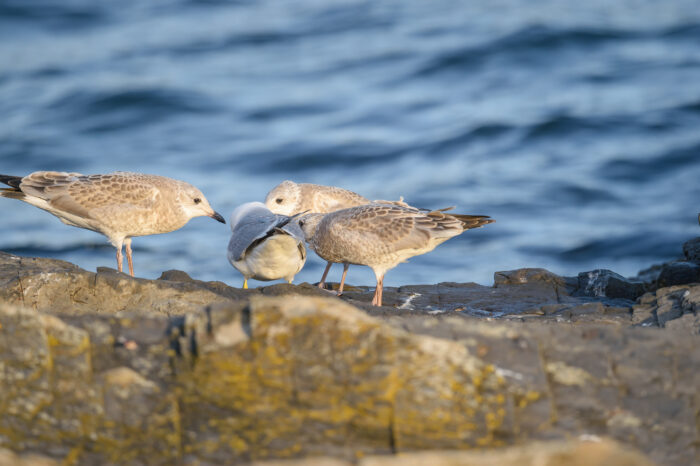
[297,204,494,307]
[265,180,372,292]
[0,171,225,276]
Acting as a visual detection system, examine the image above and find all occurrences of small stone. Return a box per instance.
[494,268,566,287]
[575,269,645,301]
[158,269,195,283]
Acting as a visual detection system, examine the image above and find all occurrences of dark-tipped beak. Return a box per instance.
[210,212,226,224]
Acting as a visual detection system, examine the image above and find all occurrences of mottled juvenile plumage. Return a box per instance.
[266,180,411,294]
[227,202,306,288]
[265,180,373,292]
[0,171,225,276]
[298,204,494,306]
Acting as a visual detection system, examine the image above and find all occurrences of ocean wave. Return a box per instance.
[409,25,632,78]
[0,1,108,30]
[522,231,690,263]
[233,144,409,174]
[244,103,334,121]
[599,140,700,182]
[426,123,515,155]
[408,21,700,80]
[46,87,220,133]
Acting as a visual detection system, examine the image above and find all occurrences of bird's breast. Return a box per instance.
[240,234,305,281]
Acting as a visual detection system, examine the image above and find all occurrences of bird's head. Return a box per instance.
[296,213,324,241]
[179,183,225,223]
[265,180,301,216]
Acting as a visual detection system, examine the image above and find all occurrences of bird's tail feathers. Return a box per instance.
[0,174,22,189]
[452,214,495,230]
[0,187,24,200]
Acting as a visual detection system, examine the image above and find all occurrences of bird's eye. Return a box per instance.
[298,220,305,227]
[276,198,283,204]
[194,198,201,204]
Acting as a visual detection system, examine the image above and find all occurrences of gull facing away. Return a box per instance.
[227,202,306,289]
[265,180,405,294]
[0,171,225,276]
[298,204,494,307]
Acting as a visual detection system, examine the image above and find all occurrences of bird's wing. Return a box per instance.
[20,172,158,219]
[280,219,307,260]
[19,171,84,195]
[329,205,438,253]
[228,211,281,262]
[312,186,368,213]
[281,219,305,243]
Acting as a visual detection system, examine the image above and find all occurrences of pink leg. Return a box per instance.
[337,263,350,296]
[116,247,123,273]
[318,262,332,289]
[125,239,134,277]
[371,275,384,306]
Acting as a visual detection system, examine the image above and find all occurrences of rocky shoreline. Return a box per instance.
[0,237,699,465]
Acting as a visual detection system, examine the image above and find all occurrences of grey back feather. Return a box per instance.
[227,202,303,262]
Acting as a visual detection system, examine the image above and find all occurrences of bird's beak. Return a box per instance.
[210,211,226,224]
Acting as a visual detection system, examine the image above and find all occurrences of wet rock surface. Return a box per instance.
[0,240,699,465]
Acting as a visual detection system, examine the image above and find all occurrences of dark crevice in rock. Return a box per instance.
[388,403,397,454]
[241,304,252,338]
[204,305,213,335]
[167,316,187,358]
[188,321,199,365]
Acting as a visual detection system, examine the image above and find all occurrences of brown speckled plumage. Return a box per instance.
[0,171,225,276]
[299,204,494,306]
[265,180,374,292]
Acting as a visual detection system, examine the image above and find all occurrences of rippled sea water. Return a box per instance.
[1,0,699,287]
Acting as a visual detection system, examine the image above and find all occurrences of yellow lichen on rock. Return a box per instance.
[177,296,512,462]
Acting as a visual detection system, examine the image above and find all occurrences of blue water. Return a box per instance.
[1,0,699,288]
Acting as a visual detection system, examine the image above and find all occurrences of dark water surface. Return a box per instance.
[1,0,699,287]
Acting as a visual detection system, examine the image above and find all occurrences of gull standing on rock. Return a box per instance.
[297,204,494,307]
[227,202,306,289]
[265,180,406,294]
[0,171,225,276]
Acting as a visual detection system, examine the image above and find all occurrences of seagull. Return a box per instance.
[227,202,306,289]
[0,171,225,276]
[265,180,406,294]
[297,204,494,307]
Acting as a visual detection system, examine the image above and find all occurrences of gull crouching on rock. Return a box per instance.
[297,204,494,307]
[0,171,225,276]
[227,202,306,289]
